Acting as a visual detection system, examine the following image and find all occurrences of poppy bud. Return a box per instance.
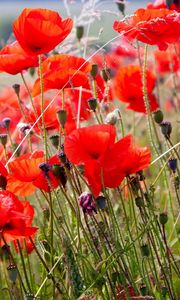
[159,212,168,225]
[2,117,11,129]
[52,164,67,187]
[160,121,172,139]
[76,25,84,41]
[116,1,125,14]
[105,111,118,125]
[57,109,67,128]
[168,158,177,173]
[25,293,35,300]
[90,64,98,79]
[79,192,97,215]
[102,68,111,82]
[0,134,8,147]
[153,110,164,124]
[165,0,174,8]
[135,196,144,208]
[58,151,67,164]
[49,134,60,149]
[96,196,106,209]
[39,162,51,173]
[7,264,18,283]
[12,83,20,97]
[141,244,150,257]
[88,98,97,112]
[0,175,7,190]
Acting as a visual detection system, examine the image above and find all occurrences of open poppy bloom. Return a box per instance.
[154,47,180,74]
[13,8,73,55]
[0,190,37,246]
[0,41,39,75]
[32,54,91,97]
[114,65,159,113]
[113,8,180,50]
[7,151,62,196]
[64,124,151,197]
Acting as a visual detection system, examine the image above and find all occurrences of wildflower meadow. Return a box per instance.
[0,0,179,299]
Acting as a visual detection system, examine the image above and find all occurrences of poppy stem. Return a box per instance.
[39,54,48,162]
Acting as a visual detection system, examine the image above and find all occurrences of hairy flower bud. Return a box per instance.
[168,158,177,173]
[160,121,172,139]
[79,192,97,215]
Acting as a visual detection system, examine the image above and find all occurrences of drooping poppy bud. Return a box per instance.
[79,192,97,215]
[168,158,177,173]
[160,121,172,139]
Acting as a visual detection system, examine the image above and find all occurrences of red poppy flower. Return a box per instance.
[64,124,151,197]
[114,65,159,113]
[7,151,61,196]
[147,0,180,11]
[0,190,37,246]
[154,47,180,74]
[0,41,39,75]
[13,8,73,55]
[116,285,136,300]
[32,54,91,97]
[113,8,180,50]
[13,236,35,254]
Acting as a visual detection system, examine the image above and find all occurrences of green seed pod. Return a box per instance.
[135,196,144,208]
[12,84,20,96]
[140,284,147,296]
[76,25,84,41]
[141,244,150,257]
[153,110,164,124]
[88,98,97,112]
[159,212,168,225]
[57,109,67,128]
[116,1,125,14]
[91,64,98,79]
[0,134,8,147]
[7,264,18,283]
[49,134,60,149]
